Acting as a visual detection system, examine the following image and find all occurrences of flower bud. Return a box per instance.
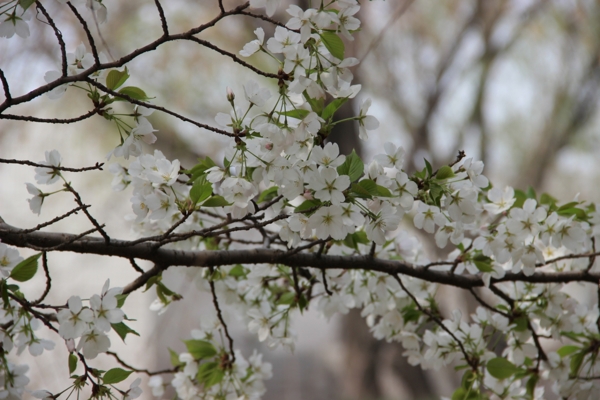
[226,87,235,103]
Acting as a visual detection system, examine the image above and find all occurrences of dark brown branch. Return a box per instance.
[36,1,68,77]
[106,351,176,376]
[185,37,281,80]
[0,68,10,101]
[20,206,89,234]
[85,79,238,138]
[208,266,236,365]
[154,0,169,36]
[2,220,599,289]
[64,183,110,243]
[0,159,103,172]
[31,252,52,305]
[0,107,100,124]
[67,2,100,66]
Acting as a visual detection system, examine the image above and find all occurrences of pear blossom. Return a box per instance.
[57,296,94,340]
[357,98,379,140]
[249,0,282,17]
[308,205,346,240]
[77,327,110,359]
[240,27,265,57]
[0,243,22,277]
[306,167,350,205]
[34,150,62,185]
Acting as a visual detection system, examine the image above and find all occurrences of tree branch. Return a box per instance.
[1,220,598,289]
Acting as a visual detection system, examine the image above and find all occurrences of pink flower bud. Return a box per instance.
[303,189,313,200]
[226,87,235,102]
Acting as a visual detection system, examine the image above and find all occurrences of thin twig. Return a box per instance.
[0,159,103,172]
[208,267,236,365]
[67,2,100,65]
[106,351,177,375]
[36,1,68,77]
[31,252,52,305]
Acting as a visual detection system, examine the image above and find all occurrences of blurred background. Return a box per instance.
[1,0,600,398]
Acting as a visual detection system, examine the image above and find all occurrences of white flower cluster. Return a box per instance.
[148,322,272,400]
[57,279,124,359]
[4,0,600,398]
[102,0,600,398]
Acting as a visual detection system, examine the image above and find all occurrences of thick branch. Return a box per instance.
[1,220,598,289]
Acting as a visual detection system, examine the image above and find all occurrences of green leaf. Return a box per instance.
[144,275,160,292]
[202,195,230,207]
[424,159,433,178]
[556,207,587,220]
[321,97,349,121]
[278,109,310,119]
[190,182,213,204]
[513,315,528,332]
[570,351,585,376]
[278,291,296,305]
[294,199,321,213]
[169,348,184,367]
[513,189,527,209]
[526,375,539,397]
[472,253,493,273]
[184,340,217,360]
[228,265,246,278]
[111,322,140,342]
[540,193,557,208]
[526,186,537,201]
[557,345,580,358]
[116,86,148,101]
[320,31,345,60]
[105,68,129,90]
[103,368,133,384]
[351,179,390,199]
[10,253,41,282]
[351,181,374,199]
[429,182,444,207]
[336,150,364,182]
[375,185,393,197]
[18,0,36,10]
[258,186,279,203]
[197,361,224,388]
[115,294,128,308]
[487,357,520,380]
[436,165,455,180]
[69,353,78,374]
[304,92,325,115]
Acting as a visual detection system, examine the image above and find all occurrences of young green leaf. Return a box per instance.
[487,357,520,380]
[557,345,580,358]
[111,322,140,342]
[320,31,345,60]
[321,97,349,121]
[278,109,310,119]
[184,339,217,360]
[103,368,133,384]
[19,0,36,11]
[258,186,279,203]
[190,182,213,204]
[336,150,364,183]
[116,86,148,101]
[105,68,129,91]
[10,253,41,282]
[436,165,455,180]
[202,195,230,207]
[68,353,78,374]
[294,199,321,213]
[196,361,225,388]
